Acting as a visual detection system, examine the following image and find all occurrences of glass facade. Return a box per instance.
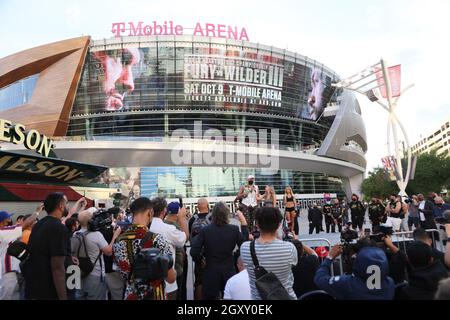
[67,37,347,198]
[0,74,39,112]
[139,167,345,199]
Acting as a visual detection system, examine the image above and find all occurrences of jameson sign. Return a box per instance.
[111,21,249,41]
[0,150,108,185]
[184,55,284,107]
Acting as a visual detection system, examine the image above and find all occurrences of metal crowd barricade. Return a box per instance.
[390,231,414,253]
[425,228,445,252]
[297,238,343,276]
[390,228,445,253]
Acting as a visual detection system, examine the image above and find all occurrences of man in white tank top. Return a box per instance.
[236,175,260,235]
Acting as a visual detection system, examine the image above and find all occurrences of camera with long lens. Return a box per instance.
[404,197,413,204]
[88,209,113,232]
[133,248,174,281]
[340,225,359,274]
[369,225,394,243]
[340,226,359,243]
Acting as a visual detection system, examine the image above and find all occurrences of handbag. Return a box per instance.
[7,240,29,261]
[249,240,293,300]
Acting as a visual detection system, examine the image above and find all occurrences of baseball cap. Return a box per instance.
[167,202,180,215]
[0,211,13,223]
[247,175,255,180]
[315,246,329,258]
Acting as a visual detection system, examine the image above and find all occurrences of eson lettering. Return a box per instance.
[0,119,55,157]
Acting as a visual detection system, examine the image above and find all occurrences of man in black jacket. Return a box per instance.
[349,194,365,232]
[399,241,449,300]
[418,193,437,230]
[308,204,323,234]
[190,202,248,300]
[323,201,334,233]
[331,199,345,233]
[368,198,386,233]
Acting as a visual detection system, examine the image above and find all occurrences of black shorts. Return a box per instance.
[285,207,296,212]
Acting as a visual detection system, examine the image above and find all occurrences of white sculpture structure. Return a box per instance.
[332,59,414,196]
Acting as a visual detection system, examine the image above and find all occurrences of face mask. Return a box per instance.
[352,198,356,201]
[437,203,442,207]
[248,180,254,185]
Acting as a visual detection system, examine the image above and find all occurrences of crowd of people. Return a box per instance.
[0,176,449,300]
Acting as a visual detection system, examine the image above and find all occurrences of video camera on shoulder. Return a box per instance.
[133,248,174,281]
[340,222,358,243]
[88,209,113,232]
[369,225,394,243]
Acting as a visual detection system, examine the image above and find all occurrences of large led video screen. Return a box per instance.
[75,44,335,121]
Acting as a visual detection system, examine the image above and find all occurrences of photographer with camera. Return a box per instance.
[149,198,188,300]
[113,197,176,300]
[71,210,121,300]
[98,207,126,300]
[314,242,395,300]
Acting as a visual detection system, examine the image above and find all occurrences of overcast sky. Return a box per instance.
[1,0,449,173]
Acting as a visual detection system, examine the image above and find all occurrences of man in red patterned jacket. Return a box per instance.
[113,197,176,300]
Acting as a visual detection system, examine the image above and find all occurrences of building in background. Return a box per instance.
[411,118,450,156]
[0,34,367,208]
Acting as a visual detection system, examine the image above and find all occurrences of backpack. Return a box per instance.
[73,232,101,278]
[249,240,293,300]
[190,213,211,239]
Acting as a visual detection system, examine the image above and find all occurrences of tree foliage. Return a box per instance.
[406,150,450,195]
[362,150,450,199]
[361,167,397,200]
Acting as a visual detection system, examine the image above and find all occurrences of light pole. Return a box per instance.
[333,59,414,196]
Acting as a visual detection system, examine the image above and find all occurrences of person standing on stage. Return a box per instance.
[236,175,260,235]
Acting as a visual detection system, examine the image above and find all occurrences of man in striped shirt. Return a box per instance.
[240,207,298,300]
